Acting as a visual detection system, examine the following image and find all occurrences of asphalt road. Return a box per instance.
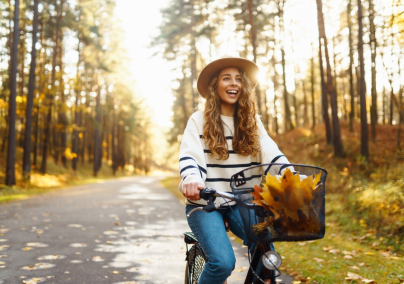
[0,176,293,284]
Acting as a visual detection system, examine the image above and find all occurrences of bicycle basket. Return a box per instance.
[230,163,327,243]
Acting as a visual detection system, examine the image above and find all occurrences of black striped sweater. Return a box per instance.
[178,111,290,206]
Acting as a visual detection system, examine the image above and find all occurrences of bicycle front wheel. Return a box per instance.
[185,242,206,284]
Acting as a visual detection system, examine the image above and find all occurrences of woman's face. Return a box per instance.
[216,67,242,108]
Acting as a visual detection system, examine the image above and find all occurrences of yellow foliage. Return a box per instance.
[64,148,77,160]
[252,168,322,235]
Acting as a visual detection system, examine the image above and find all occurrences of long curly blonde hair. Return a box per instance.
[202,68,261,160]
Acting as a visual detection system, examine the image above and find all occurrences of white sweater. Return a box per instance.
[178,111,290,206]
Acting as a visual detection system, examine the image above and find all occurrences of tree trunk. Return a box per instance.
[5,0,20,186]
[190,0,197,111]
[58,32,68,168]
[347,0,355,132]
[318,37,333,145]
[247,0,262,115]
[310,44,316,129]
[72,39,81,171]
[18,24,26,148]
[22,0,39,180]
[33,18,45,168]
[111,109,118,175]
[368,0,377,142]
[357,0,369,160]
[40,7,61,173]
[316,0,345,157]
[302,79,308,126]
[93,71,102,176]
[271,51,279,135]
[281,49,293,132]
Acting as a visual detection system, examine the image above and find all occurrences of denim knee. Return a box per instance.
[206,254,236,279]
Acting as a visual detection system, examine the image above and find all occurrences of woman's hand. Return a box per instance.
[182,182,205,201]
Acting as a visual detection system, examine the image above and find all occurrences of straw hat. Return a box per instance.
[196,57,260,99]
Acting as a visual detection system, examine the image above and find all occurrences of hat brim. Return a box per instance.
[196,57,260,99]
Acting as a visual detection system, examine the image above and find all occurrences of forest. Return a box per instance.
[0,0,154,188]
[153,0,404,255]
[0,0,403,281]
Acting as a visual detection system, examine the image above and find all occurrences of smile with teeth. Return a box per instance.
[226,90,238,95]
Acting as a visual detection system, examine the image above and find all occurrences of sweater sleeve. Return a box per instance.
[178,115,207,192]
[257,117,293,176]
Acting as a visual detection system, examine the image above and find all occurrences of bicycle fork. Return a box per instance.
[244,243,276,284]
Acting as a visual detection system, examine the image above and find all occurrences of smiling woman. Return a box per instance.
[177,57,291,284]
[215,68,242,116]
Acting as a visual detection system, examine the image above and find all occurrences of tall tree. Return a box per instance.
[347,0,356,132]
[357,0,369,160]
[318,37,333,145]
[316,0,345,157]
[5,0,20,186]
[310,42,316,129]
[22,0,39,180]
[368,0,377,142]
[40,0,63,173]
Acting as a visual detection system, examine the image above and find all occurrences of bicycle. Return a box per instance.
[183,163,327,284]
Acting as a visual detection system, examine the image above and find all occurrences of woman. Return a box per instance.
[179,57,290,284]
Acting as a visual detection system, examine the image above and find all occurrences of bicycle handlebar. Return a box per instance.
[186,188,235,217]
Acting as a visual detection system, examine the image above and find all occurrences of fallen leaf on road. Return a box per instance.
[126,267,139,272]
[92,256,104,262]
[37,255,64,260]
[0,255,7,258]
[104,231,118,235]
[69,243,87,248]
[0,245,9,251]
[70,260,83,263]
[114,222,120,226]
[235,266,249,272]
[0,239,7,242]
[112,271,119,274]
[27,242,48,248]
[68,224,83,228]
[20,263,55,270]
[22,247,33,251]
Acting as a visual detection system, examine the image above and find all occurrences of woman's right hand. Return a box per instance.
[182,182,205,201]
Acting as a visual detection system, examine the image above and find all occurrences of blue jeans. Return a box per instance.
[186,204,252,284]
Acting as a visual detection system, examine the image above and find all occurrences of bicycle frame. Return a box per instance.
[185,188,279,284]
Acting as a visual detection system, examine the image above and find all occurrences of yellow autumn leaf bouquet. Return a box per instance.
[251,168,323,236]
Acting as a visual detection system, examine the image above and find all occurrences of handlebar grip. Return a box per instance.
[199,187,216,200]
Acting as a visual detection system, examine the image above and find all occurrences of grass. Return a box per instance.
[160,122,404,283]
